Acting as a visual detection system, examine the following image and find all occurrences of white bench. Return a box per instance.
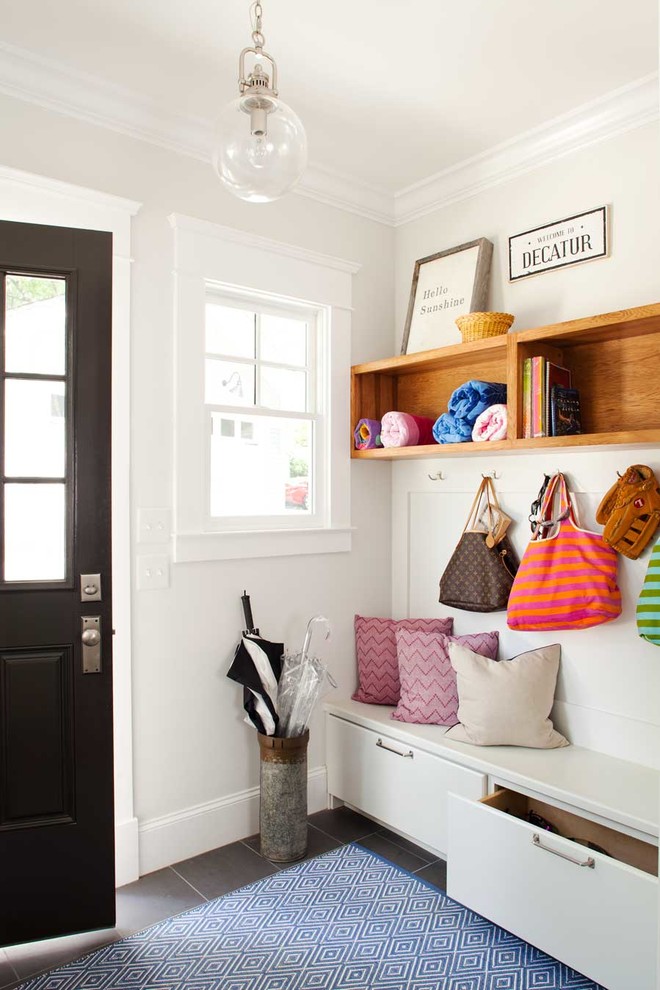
[324,698,659,990]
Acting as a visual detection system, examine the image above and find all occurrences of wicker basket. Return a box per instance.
[455,311,514,343]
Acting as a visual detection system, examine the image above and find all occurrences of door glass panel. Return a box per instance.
[210,413,311,517]
[5,380,66,478]
[4,483,66,581]
[260,314,307,366]
[205,359,255,406]
[260,366,307,412]
[205,303,255,358]
[5,275,66,375]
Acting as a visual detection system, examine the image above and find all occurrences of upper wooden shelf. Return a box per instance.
[351,302,660,460]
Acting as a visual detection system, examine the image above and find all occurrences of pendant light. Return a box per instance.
[213,2,307,203]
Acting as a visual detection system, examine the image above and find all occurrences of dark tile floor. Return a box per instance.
[0,807,447,990]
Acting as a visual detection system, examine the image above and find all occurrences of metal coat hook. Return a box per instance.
[482,471,501,480]
[428,471,445,481]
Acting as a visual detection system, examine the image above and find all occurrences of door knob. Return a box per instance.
[81,616,102,673]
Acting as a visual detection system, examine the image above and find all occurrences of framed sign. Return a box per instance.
[509,206,608,281]
[401,238,493,354]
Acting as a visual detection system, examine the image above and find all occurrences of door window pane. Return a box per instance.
[260,314,307,366]
[260,366,307,412]
[4,484,66,581]
[210,413,311,517]
[5,380,66,478]
[5,275,66,375]
[205,359,255,406]
[205,303,255,358]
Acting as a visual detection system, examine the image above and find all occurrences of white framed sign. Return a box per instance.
[509,206,608,281]
[401,238,493,354]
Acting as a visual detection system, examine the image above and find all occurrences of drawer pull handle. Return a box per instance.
[376,738,414,759]
[533,833,595,869]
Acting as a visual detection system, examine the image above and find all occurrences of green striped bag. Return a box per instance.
[637,539,660,646]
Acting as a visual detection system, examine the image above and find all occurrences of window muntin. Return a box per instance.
[204,293,321,528]
[1,273,70,584]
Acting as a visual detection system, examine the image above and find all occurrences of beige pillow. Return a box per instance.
[444,642,569,749]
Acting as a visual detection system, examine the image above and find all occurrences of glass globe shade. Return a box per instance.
[212,94,307,203]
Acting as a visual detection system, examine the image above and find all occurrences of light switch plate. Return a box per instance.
[137,508,172,545]
[137,554,170,590]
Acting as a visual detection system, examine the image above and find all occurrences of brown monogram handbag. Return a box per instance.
[439,477,519,612]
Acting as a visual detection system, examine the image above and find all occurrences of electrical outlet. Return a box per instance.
[137,554,170,590]
[137,508,171,545]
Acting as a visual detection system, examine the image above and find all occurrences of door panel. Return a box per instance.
[0,219,114,946]
[1,648,74,827]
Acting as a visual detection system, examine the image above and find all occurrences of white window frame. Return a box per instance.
[170,214,359,562]
[203,284,324,532]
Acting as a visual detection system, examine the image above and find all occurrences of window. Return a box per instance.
[171,214,359,562]
[204,291,322,528]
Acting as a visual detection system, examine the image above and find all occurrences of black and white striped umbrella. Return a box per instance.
[226,592,283,735]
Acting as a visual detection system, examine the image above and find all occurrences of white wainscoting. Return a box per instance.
[136,767,328,879]
[391,448,660,771]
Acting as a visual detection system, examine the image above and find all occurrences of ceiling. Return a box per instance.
[1,0,658,192]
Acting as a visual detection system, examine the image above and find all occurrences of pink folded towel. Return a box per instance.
[471,403,508,442]
[381,411,436,447]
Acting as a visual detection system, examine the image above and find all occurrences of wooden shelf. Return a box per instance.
[351,302,660,460]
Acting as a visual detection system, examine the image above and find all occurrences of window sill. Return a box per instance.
[173,527,353,563]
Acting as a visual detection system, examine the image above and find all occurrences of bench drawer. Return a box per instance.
[326,714,486,854]
[448,787,658,990]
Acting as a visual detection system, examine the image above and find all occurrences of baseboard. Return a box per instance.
[115,816,140,887]
[138,766,328,877]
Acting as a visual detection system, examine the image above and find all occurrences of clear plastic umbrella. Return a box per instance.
[277,616,336,737]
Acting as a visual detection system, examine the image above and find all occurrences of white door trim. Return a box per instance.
[0,164,141,886]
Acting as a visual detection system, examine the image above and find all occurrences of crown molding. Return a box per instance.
[0,41,656,230]
[295,164,394,226]
[393,74,659,226]
[168,212,362,274]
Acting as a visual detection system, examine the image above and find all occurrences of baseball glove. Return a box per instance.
[596,465,660,559]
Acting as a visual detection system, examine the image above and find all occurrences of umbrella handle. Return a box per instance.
[241,591,259,635]
[300,615,330,665]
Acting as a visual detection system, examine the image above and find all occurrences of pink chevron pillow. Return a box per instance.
[391,629,499,725]
[352,615,454,705]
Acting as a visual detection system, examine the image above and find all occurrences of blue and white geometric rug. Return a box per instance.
[20,843,602,989]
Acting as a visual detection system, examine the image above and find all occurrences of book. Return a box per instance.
[550,386,582,436]
[531,355,545,437]
[522,358,532,438]
[545,361,572,435]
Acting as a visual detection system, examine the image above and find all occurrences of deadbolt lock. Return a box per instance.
[80,573,102,602]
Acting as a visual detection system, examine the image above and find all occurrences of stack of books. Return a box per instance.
[522,357,582,438]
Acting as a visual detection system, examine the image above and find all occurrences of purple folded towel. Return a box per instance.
[354,418,383,449]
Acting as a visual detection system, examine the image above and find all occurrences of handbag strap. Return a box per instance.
[533,472,575,538]
[463,477,490,534]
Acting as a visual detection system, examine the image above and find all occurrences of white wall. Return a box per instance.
[392,121,660,770]
[0,93,395,875]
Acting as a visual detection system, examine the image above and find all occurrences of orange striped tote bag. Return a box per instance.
[507,472,621,631]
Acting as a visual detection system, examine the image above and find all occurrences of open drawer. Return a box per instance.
[447,787,658,990]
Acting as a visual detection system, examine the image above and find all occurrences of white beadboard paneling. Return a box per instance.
[393,448,660,770]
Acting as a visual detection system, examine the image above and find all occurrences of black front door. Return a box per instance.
[0,220,115,946]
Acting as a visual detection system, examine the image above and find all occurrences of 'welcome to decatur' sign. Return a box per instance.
[508,206,608,281]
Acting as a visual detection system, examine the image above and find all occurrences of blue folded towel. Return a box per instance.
[432,412,474,444]
[448,380,507,423]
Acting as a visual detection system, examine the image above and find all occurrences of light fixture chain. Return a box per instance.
[250,1,265,51]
